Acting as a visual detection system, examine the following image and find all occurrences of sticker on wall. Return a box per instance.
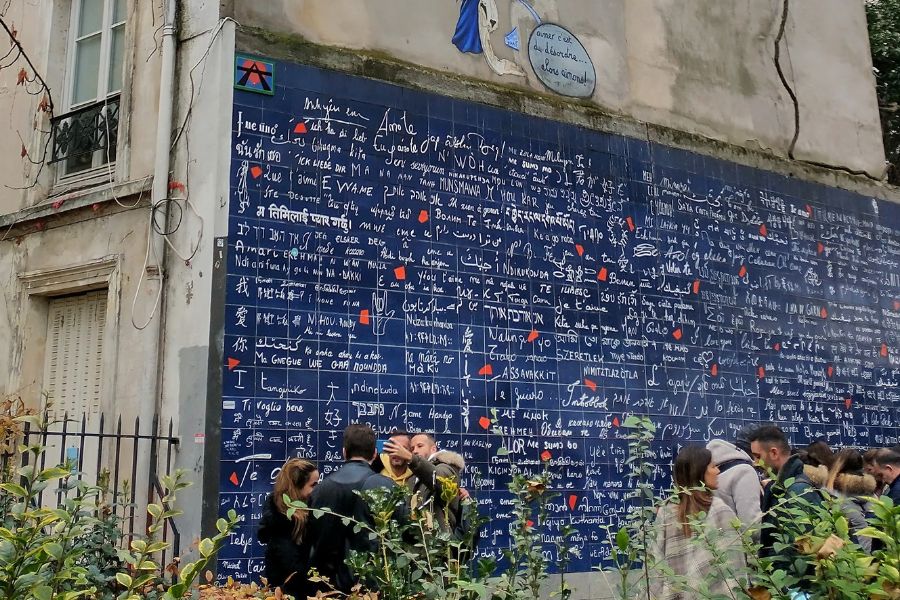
[234,56,275,95]
[504,27,520,51]
[527,23,595,98]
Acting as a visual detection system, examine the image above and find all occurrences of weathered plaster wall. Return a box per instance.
[0,0,161,214]
[0,0,234,556]
[159,4,235,544]
[232,0,886,178]
[0,208,153,411]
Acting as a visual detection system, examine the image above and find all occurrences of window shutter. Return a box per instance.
[43,290,108,420]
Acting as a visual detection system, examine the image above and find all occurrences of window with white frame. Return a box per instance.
[42,290,108,420]
[53,0,126,177]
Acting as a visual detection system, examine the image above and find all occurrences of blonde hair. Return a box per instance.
[274,458,317,543]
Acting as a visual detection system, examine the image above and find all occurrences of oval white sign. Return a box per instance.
[528,23,596,98]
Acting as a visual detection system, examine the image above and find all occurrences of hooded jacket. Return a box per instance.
[706,440,762,538]
[377,452,415,488]
[408,449,465,532]
[805,467,878,554]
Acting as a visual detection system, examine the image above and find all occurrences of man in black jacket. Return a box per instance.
[306,424,393,593]
[749,425,823,590]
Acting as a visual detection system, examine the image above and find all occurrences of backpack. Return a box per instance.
[717,457,753,474]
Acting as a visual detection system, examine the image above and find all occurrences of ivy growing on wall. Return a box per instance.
[867,0,900,184]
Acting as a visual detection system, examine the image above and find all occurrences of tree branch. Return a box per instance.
[0,15,56,189]
[0,16,54,114]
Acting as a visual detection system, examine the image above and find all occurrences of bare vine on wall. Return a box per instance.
[0,11,55,190]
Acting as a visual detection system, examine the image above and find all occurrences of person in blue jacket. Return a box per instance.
[749,425,824,592]
[872,448,900,503]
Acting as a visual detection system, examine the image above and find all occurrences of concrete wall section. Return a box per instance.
[0,207,155,413]
[232,0,886,178]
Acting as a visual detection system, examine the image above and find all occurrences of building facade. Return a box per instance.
[0,1,897,596]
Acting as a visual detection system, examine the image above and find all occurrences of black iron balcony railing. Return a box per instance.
[50,94,120,166]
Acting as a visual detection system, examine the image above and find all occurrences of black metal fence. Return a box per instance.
[1,413,181,567]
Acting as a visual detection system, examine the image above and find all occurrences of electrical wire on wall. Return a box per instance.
[128,17,236,329]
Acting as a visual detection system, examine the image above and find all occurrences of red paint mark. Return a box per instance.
[527,330,539,343]
[672,328,683,341]
[845,397,853,410]
[418,210,429,223]
[91,203,101,212]
[692,279,701,295]
[478,364,493,376]
[881,343,889,358]
[757,366,766,379]
[575,244,584,257]
[612,416,620,427]
[51,199,64,210]
[526,519,535,528]
[540,450,552,462]
[250,165,263,179]
[817,242,825,255]
[805,204,814,217]
[168,180,186,193]
[478,416,491,430]
[826,365,834,378]
[820,306,828,319]
[625,216,635,232]
[774,342,782,352]
[894,300,900,311]
[710,363,719,377]
[394,265,406,280]
[227,357,240,371]
[584,378,598,391]
[229,472,239,486]
[293,122,308,134]
[759,223,768,237]
[359,309,370,325]
[240,59,265,85]
[568,495,578,510]
[738,265,747,278]
[597,267,608,282]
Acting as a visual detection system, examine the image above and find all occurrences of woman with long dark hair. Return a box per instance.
[650,446,747,599]
[257,458,319,598]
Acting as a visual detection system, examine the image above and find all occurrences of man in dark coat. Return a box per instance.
[872,448,900,503]
[306,424,393,593]
[749,425,823,590]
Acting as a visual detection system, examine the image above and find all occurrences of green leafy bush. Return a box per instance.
[0,413,241,600]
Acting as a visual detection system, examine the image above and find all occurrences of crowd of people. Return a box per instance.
[257,424,467,598]
[652,425,900,599]
[255,421,900,599]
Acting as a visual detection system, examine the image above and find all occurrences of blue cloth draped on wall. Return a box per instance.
[453,0,483,54]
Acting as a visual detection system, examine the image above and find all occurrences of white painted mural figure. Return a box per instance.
[452,0,526,77]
